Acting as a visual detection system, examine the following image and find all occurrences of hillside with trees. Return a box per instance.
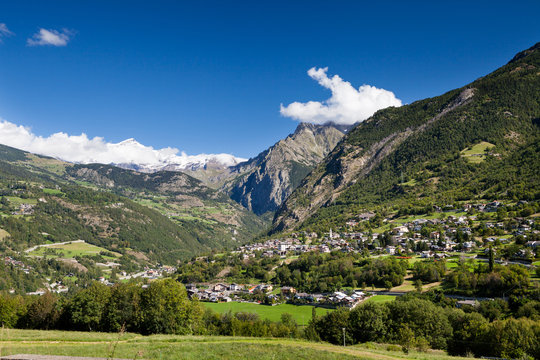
[272,43,540,234]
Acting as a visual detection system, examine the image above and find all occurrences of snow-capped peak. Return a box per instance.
[0,118,246,172]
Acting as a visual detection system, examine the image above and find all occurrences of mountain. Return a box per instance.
[0,144,266,264]
[110,138,246,173]
[223,123,347,215]
[65,163,266,249]
[272,43,540,233]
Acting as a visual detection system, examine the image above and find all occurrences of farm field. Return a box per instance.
[201,302,333,324]
[27,240,120,259]
[460,141,495,163]
[5,196,37,205]
[365,295,396,304]
[0,329,471,360]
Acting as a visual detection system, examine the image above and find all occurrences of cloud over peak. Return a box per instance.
[0,119,246,170]
[27,28,73,46]
[280,67,402,125]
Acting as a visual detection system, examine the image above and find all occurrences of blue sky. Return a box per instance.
[0,0,539,160]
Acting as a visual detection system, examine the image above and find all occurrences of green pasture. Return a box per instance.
[0,329,470,360]
[6,196,37,205]
[202,302,332,324]
[28,241,120,259]
[365,295,396,304]
[460,142,495,163]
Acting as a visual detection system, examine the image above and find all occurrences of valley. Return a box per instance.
[0,40,538,360]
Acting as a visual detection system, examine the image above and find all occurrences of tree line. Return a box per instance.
[307,293,539,359]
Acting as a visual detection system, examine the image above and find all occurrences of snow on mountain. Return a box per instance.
[0,119,246,171]
[105,138,246,172]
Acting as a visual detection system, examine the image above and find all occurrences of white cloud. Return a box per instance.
[280,67,402,125]
[27,28,73,47]
[0,119,246,170]
[0,23,14,42]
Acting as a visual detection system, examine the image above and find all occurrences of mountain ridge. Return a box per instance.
[224,122,347,215]
[271,42,540,234]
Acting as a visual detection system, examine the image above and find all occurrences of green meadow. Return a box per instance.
[202,302,333,324]
[0,329,471,360]
[28,240,120,259]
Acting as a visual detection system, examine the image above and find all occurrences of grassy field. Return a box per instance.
[28,240,120,259]
[6,196,38,205]
[0,329,470,360]
[42,188,65,195]
[460,141,495,163]
[202,302,332,324]
[0,228,10,240]
[365,295,396,304]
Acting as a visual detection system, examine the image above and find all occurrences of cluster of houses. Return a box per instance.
[4,256,32,274]
[118,265,177,281]
[185,282,369,308]
[234,234,356,259]
[235,201,537,261]
[12,203,35,215]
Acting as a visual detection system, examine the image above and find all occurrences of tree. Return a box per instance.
[22,291,59,330]
[65,282,111,331]
[488,245,494,273]
[348,302,389,343]
[102,282,142,332]
[414,279,423,292]
[0,294,25,328]
[312,308,351,345]
[139,278,201,335]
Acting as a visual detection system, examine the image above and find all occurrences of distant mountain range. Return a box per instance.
[110,138,246,172]
[84,124,347,216]
[117,122,349,216]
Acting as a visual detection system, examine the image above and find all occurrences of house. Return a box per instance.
[228,283,241,291]
[212,283,227,292]
[185,283,197,291]
[525,241,539,249]
[294,292,312,301]
[393,226,409,235]
[281,286,297,296]
[358,212,376,221]
[457,300,479,308]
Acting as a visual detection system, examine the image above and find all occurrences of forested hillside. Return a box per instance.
[272,42,540,234]
[0,144,265,266]
[66,163,267,249]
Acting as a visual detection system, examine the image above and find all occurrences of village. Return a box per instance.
[185,281,370,309]
[234,201,537,261]
[180,200,538,308]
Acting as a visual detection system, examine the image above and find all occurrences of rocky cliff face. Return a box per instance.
[225,123,346,215]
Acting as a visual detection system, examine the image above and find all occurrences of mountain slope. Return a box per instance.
[65,163,267,249]
[272,42,540,233]
[224,123,346,215]
[0,144,265,264]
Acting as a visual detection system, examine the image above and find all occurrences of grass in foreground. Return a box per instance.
[0,329,470,360]
[202,302,332,324]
